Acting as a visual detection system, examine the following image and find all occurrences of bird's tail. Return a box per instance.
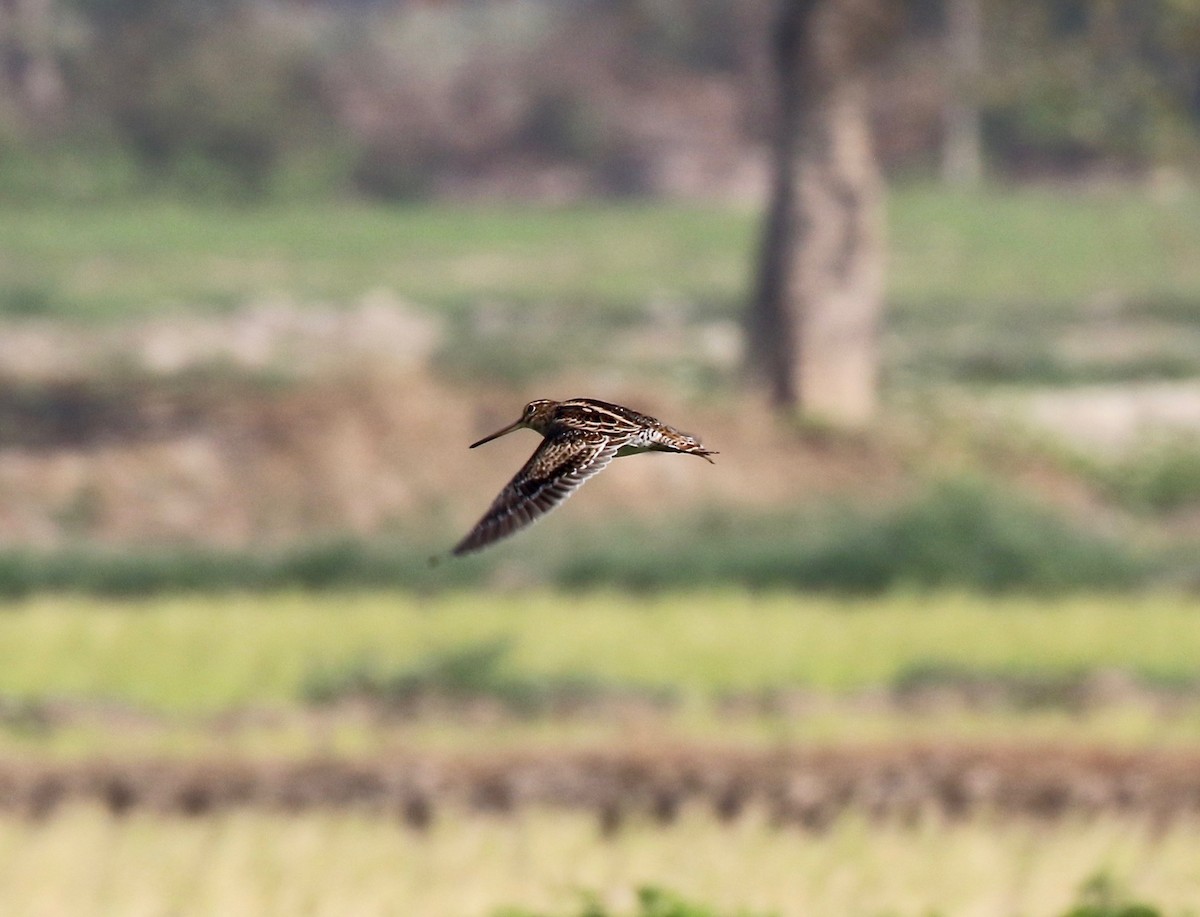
[653,428,718,463]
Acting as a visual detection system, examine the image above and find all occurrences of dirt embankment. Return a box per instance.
[4,745,1200,828]
[0,368,913,547]
[0,301,1132,548]
[0,309,918,547]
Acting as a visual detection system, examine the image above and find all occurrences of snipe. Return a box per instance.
[453,398,717,555]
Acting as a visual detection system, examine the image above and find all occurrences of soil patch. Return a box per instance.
[3,744,1199,828]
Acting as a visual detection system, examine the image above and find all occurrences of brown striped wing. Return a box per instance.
[452,430,626,555]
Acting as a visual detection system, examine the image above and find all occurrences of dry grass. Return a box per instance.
[0,806,1196,916]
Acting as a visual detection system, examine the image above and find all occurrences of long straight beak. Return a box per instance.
[469,419,524,449]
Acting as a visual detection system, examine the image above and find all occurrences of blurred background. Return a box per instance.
[1,1,1200,915]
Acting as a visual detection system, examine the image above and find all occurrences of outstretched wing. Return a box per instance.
[452,430,625,556]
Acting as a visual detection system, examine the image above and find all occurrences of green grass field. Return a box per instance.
[0,590,1196,710]
[3,186,1199,323]
[0,590,1196,758]
[0,806,1193,917]
[0,202,752,320]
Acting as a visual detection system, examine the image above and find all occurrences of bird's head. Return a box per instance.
[469,399,559,448]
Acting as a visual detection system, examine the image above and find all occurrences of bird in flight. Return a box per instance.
[453,398,717,555]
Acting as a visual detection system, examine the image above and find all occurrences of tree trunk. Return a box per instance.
[0,0,65,129]
[942,0,984,186]
[747,0,890,427]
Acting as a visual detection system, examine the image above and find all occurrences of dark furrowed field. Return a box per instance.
[2,592,1199,832]
[5,744,1200,827]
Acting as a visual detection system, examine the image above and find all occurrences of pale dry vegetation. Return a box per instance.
[0,806,1196,917]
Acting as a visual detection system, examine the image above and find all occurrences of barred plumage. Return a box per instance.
[452,398,716,556]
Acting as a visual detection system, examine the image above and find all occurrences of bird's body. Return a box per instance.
[452,398,716,556]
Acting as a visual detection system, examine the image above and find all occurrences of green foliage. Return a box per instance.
[497,886,774,917]
[0,284,56,318]
[0,480,1156,597]
[555,479,1147,594]
[1061,872,1163,917]
[0,539,481,599]
[856,478,1142,592]
[1099,437,1200,513]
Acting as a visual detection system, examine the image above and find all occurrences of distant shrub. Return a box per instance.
[304,639,672,716]
[498,876,1168,917]
[908,335,1200,386]
[77,2,342,200]
[944,340,1074,385]
[853,477,1141,592]
[892,662,1200,711]
[0,539,481,599]
[1061,872,1162,917]
[554,479,1146,594]
[350,137,436,202]
[0,480,1158,597]
[497,886,774,917]
[1100,438,1200,514]
[0,284,56,318]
